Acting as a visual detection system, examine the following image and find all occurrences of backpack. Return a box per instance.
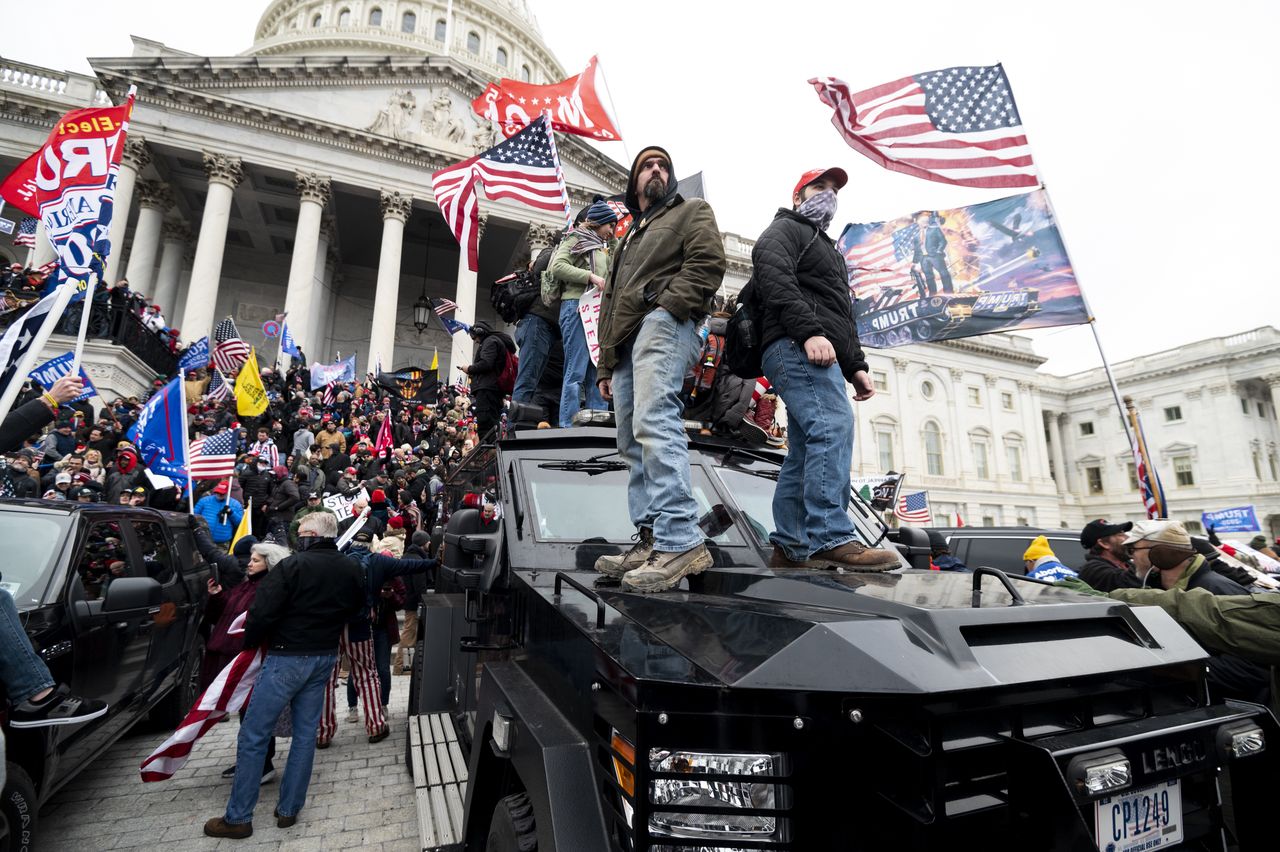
[724,227,822,379]
[497,349,519,395]
[490,270,540,323]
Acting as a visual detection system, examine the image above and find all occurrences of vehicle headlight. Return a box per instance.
[648,749,784,841]
[1217,721,1265,759]
[1066,748,1132,797]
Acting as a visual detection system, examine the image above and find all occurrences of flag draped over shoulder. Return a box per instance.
[810,65,1038,189]
[31,92,136,297]
[431,115,568,272]
[472,55,621,141]
[234,349,268,416]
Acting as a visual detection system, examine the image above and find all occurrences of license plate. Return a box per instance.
[1095,779,1183,851]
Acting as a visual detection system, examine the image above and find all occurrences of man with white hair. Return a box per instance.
[204,511,364,839]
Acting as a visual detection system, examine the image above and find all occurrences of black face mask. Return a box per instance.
[296,535,328,551]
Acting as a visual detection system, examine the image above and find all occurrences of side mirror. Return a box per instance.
[890,526,933,571]
[102,576,162,614]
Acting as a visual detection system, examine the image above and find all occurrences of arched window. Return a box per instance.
[435,18,447,40]
[368,7,382,26]
[496,47,508,67]
[401,10,417,32]
[467,31,481,54]
[337,7,351,26]
[312,13,322,26]
[520,64,531,82]
[923,422,945,476]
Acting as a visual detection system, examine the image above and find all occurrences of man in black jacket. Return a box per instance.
[1077,519,1145,591]
[205,511,364,839]
[750,168,898,572]
[461,320,513,439]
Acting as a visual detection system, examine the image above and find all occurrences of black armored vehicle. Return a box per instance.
[408,427,1277,852]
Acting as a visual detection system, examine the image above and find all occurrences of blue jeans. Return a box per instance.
[225,653,337,824]
[762,338,859,560]
[612,308,703,552]
[513,313,556,403]
[559,299,605,427]
[346,629,391,708]
[0,589,54,704]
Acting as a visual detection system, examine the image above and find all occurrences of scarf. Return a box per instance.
[796,190,838,232]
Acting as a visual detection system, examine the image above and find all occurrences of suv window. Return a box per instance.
[0,512,71,606]
[73,520,131,600]
[958,535,1086,574]
[133,520,177,585]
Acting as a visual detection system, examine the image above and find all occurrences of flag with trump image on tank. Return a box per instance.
[837,189,1087,348]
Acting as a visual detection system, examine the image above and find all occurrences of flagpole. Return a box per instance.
[541,112,574,227]
[178,367,195,513]
[0,284,76,424]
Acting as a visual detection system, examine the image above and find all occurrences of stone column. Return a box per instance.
[124,181,171,297]
[1053,413,1072,495]
[304,219,335,362]
[180,153,244,343]
[152,222,192,323]
[278,172,331,369]
[104,137,150,285]
[369,190,412,374]
[450,214,487,378]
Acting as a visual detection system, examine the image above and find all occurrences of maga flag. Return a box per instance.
[0,151,40,217]
[810,66,1038,189]
[472,55,621,141]
[234,349,268,416]
[32,91,136,298]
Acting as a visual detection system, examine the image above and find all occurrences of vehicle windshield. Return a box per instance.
[713,466,886,547]
[0,512,70,607]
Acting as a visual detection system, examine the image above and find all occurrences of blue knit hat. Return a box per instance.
[583,199,618,226]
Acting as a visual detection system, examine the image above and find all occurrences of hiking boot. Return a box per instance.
[741,393,777,445]
[812,540,900,572]
[621,544,713,593]
[274,808,298,829]
[7,684,107,729]
[767,547,828,569]
[595,527,654,579]
[204,818,252,839]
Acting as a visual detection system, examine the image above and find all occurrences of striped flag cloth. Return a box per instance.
[13,217,37,248]
[846,227,917,294]
[212,317,250,375]
[1128,408,1168,519]
[204,368,230,402]
[188,430,237,479]
[432,114,568,272]
[810,65,1038,189]
[141,615,262,781]
[321,381,337,406]
[894,490,932,524]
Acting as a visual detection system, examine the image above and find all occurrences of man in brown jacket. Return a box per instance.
[594,146,726,592]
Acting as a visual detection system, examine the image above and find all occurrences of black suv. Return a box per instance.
[931,526,1088,574]
[0,501,210,852]
[407,428,1277,851]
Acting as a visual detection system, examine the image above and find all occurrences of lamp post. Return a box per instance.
[413,223,433,334]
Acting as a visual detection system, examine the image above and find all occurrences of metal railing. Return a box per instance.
[0,301,178,377]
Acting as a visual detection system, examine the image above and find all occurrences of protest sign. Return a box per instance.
[1202,506,1261,534]
[578,285,602,366]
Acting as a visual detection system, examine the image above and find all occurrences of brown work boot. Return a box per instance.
[622,543,713,593]
[768,547,828,569]
[595,527,654,578]
[812,540,900,572]
[204,818,253,839]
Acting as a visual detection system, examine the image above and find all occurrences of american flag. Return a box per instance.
[188,430,237,479]
[1128,408,1168,519]
[212,317,250,375]
[432,115,568,272]
[205,368,230,402]
[894,490,932,524]
[810,65,1038,189]
[433,298,459,317]
[321,381,337,406]
[13,217,37,248]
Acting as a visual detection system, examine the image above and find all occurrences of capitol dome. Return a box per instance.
[247,0,565,84]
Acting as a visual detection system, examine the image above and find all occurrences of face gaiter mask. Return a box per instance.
[796,189,838,231]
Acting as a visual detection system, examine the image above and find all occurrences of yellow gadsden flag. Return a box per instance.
[430,348,439,371]
[235,348,268,416]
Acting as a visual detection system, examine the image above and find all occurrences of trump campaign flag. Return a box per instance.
[472,55,621,141]
[810,65,1038,189]
[0,151,40,217]
[178,336,210,372]
[130,376,188,485]
[30,90,136,298]
[29,351,97,402]
[309,353,356,389]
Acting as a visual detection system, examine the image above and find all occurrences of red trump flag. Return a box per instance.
[472,55,621,141]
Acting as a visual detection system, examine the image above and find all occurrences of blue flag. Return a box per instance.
[179,336,210,372]
[29,352,98,402]
[309,353,356,389]
[281,321,301,360]
[438,314,471,336]
[128,376,188,486]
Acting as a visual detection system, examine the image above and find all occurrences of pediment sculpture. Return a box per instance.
[367,89,470,147]
[366,89,418,141]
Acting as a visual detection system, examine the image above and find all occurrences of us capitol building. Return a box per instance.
[2,0,1277,538]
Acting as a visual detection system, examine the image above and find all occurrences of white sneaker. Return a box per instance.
[345,707,360,723]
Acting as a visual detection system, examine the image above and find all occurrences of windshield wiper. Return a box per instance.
[538,459,629,476]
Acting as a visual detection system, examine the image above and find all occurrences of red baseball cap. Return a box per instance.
[213,480,229,495]
[792,167,849,198]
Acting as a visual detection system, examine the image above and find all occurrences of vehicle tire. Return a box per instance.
[486,793,536,852]
[1,763,38,852]
[151,636,205,729]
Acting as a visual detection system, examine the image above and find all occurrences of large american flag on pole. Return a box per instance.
[809,65,1039,189]
[431,114,568,272]
[212,317,250,375]
[188,430,237,479]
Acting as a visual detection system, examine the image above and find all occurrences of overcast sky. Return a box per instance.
[7,0,1275,375]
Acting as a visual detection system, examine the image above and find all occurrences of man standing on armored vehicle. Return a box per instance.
[593,146,726,592]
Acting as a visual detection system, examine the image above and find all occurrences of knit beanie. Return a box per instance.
[583,199,618,226]
[1022,536,1054,562]
[233,536,259,558]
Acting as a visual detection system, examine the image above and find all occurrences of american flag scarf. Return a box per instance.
[140,614,263,781]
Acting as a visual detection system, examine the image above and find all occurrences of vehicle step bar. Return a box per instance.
[409,712,469,852]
